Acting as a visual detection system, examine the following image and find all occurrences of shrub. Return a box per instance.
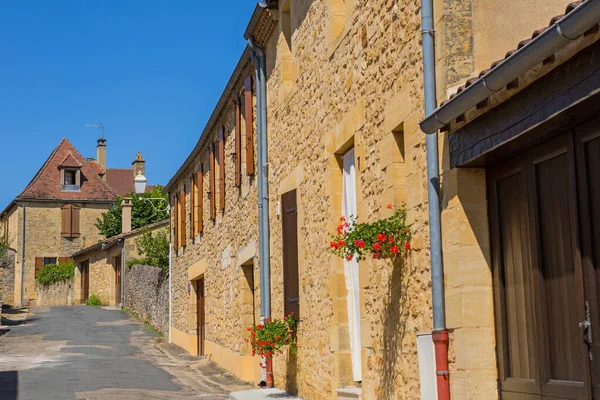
[126,257,148,269]
[135,228,169,271]
[246,313,298,358]
[36,261,75,286]
[86,294,104,306]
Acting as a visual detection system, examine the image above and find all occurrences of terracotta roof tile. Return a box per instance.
[17,138,118,202]
[446,1,590,101]
[59,153,82,168]
[106,168,135,196]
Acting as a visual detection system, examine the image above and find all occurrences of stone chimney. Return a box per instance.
[97,138,107,181]
[121,197,133,234]
[132,152,145,177]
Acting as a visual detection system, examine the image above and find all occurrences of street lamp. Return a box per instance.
[133,171,173,345]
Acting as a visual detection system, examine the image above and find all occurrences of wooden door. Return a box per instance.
[282,190,300,319]
[488,130,594,400]
[81,260,89,302]
[197,278,205,356]
[115,255,122,305]
[574,117,600,398]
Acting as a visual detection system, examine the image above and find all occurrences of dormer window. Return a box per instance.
[59,153,83,192]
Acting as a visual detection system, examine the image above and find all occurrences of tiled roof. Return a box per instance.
[17,138,118,202]
[59,153,82,168]
[443,1,595,106]
[106,168,135,196]
[71,219,169,258]
[89,160,104,176]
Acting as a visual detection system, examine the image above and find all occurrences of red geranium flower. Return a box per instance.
[405,242,411,250]
[257,324,263,329]
[338,240,345,248]
[357,239,365,248]
[390,245,399,254]
[388,236,394,243]
[373,242,381,251]
[330,241,338,249]
[276,336,281,341]
[346,254,353,261]
[374,253,380,259]
[387,204,393,209]
[377,233,387,242]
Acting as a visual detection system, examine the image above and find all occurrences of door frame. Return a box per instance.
[196,277,205,357]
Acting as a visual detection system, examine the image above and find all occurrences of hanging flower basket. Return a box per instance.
[245,313,297,358]
[329,204,411,261]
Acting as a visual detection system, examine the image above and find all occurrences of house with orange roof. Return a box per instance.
[0,137,149,307]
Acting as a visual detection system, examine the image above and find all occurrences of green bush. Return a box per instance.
[36,261,75,286]
[126,257,149,269]
[135,228,169,271]
[86,294,104,306]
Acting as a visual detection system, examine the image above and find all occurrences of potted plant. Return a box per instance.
[329,204,411,261]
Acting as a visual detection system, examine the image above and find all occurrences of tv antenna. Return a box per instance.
[84,123,105,138]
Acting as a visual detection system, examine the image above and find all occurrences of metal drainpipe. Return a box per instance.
[248,36,273,389]
[168,241,173,344]
[420,0,450,399]
[15,203,26,307]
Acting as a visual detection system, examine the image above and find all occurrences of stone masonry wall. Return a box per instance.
[170,56,261,364]
[124,264,169,336]
[0,249,15,307]
[36,280,74,306]
[17,201,109,306]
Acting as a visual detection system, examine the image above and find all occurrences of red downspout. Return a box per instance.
[433,330,450,400]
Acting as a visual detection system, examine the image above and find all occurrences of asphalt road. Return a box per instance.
[0,306,251,400]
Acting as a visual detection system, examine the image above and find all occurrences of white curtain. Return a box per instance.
[342,148,362,382]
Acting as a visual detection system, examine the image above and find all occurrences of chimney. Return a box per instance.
[97,138,107,181]
[132,152,146,178]
[121,197,132,234]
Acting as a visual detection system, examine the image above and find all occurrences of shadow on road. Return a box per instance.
[0,316,37,327]
[0,371,18,400]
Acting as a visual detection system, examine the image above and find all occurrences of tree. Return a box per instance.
[134,228,170,271]
[95,186,169,238]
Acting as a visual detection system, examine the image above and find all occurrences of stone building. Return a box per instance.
[0,137,150,307]
[420,1,600,398]
[72,217,168,307]
[165,1,575,399]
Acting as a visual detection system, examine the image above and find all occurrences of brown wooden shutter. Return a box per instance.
[173,193,179,250]
[180,188,186,248]
[210,143,216,220]
[61,205,72,238]
[219,127,226,212]
[244,76,255,176]
[197,167,204,233]
[58,257,72,265]
[190,175,196,240]
[71,205,80,237]
[35,257,43,279]
[235,98,242,186]
[282,190,300,319]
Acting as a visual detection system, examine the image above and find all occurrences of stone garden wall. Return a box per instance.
[36,280,74,306]
[124,264,169,336]
[0,249,15,307]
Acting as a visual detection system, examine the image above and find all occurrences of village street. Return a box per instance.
[0,306,252,400]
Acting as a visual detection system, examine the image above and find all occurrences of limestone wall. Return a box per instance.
[124,264,169,336]
[0,249,15,307]
[36,280,74,306]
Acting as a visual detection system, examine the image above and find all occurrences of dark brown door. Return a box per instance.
[81,260,89,302]
[197,278,205,356]
[115,255,122,305]
[574,117,600,398]
[489,130,596,400]
[282,190,300,319]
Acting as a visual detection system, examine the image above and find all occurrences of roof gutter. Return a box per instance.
[419,0,600,134]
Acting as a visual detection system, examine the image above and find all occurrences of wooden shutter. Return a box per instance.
[210,143,216,220]
[282,190,300,319]
[61,205,72,238]
[180,188,186,248]
[235,98,242,186]
[244,76,255,176]
[35,257,43,279]
[190,175,196,240]
[219,127,226,212]
[71,205,80,237]
[197,167,204,233]
[173,193,179,250]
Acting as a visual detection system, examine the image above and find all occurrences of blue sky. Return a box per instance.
[0,1,257,209]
